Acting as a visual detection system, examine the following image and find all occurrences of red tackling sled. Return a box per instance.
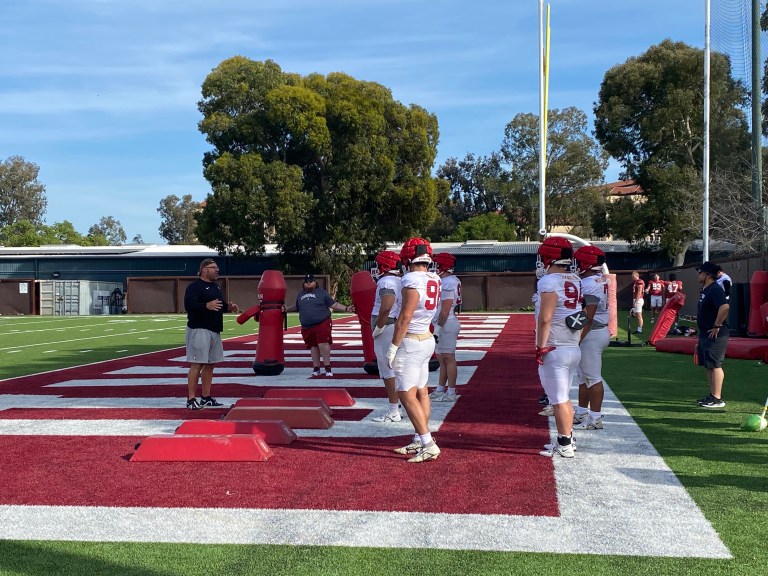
[647,292,686,346]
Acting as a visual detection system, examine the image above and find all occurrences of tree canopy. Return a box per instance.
[196,57,441,287]
[431,107,606,242]
[0,219,109,247]
[448,212,517,242]
[158,194,199,244]
[87,216,127,246]
[0,156,47,228]
[594,40,750,263]
[501,107,608,239]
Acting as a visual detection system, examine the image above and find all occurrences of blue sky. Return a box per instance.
[1,0,707,244]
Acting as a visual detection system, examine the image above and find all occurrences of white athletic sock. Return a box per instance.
[388,402,399,413]
[447,387,457,395]
[419,433,433,446]
[589,410,602,420]
[575,406,589,416]
[435,385,447,393]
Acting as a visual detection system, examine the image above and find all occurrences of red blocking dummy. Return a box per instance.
[350,271,378,374]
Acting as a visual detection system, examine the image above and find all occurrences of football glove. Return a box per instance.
[386,343,398,368]
[372,325,385,339]
[536,346,557,365]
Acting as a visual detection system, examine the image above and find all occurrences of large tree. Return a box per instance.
[196,57,441,289]
[0,156,47,228]
[431,153,511,240]
[158,194,199,244]
[0,219,108,247]
[500,107,608,239]
[87,216,126,246]
[448,212,517,242]
[594,40,750,264]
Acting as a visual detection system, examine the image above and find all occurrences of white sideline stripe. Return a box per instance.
[41,367,477,389]
[106,350,486,375]
[0,398,457,438]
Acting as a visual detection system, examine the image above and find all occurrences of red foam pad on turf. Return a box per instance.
[654,336,768,360]
[224,406,334,429]
[262,387,355,407]
[175,419,297,445]
[130,434,273,462]
[232,397,333,414]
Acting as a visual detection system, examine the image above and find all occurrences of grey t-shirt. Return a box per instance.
[296,287,336,327]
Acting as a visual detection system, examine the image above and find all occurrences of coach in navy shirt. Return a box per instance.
[695,261,730,409]
[184,258,239,410]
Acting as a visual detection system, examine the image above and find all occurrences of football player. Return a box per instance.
[645,273,665,323]
[572,245,610,431]
[535,236,582,458]
[429,252,462,402]
[387,237,442,463]
[370,251,403,423]
[664,273,683,302]
[665,273,684,332]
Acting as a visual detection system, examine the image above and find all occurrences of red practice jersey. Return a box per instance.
[633,279,645,300]
[664,280,683,298]
[647,280,664,296]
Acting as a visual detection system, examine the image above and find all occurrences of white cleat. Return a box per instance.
[407,442,441,463]
[538,404,554,417]
[573,415,604,430]
[433,393,459,403]
[539,442,575,458]
[394,440,422,455]
[372,411,402,423]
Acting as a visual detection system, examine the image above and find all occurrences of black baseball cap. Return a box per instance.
[303,274,316,283]
[696,261,720,276]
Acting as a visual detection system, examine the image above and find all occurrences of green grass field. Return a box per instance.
[0,312,766,576]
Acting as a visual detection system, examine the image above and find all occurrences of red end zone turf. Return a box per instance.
[0,316,558,516]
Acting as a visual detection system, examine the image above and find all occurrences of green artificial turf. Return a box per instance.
[0,314,301,380]
[0,312,766,575]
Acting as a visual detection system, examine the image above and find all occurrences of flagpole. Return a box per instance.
[703,0,710,261]
[538,0,547,237]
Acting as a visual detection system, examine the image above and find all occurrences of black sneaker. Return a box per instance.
[186,398,202,410]
[538,394,549,405]
[200,396,224,408]
[700,397,725,408]
[697,393,714,405]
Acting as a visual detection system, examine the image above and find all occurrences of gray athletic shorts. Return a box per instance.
[186,328,224,364]
[697,333,728,369]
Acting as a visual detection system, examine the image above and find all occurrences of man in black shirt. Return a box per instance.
[184,258,239,409]
[695,261,730,409]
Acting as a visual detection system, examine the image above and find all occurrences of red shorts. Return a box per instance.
[301,317,333,348]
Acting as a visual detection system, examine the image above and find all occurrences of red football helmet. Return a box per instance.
[574,245,606,274]
[371,250,402,279]
[432,252,456,274]
[536,236,574,275]
[399,237,433,266]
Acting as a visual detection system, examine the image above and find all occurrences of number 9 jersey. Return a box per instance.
[402,270,442,334]
[535,272,582,347]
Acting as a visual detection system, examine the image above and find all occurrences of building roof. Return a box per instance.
[603,179,644,197]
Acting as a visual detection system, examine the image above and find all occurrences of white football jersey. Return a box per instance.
[535,272,582,347]
[439,274,461,311]
[581,273,609,328]
[372,273,401,319]
[401,270,441,334]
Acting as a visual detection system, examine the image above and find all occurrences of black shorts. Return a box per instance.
[697,333,728,369]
